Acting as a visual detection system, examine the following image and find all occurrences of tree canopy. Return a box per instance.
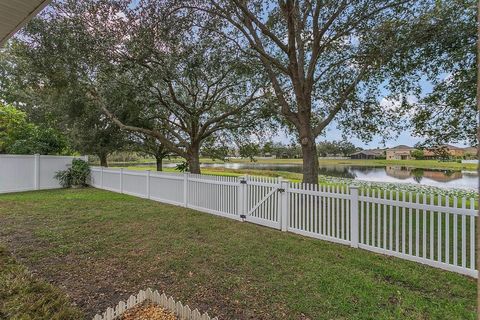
[0,103,69,155]
[0,0,473,179]
[172,0,471,182]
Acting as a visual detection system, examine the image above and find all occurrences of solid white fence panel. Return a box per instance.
[102,168,122,192]
[123,171,148,198]
[0,154,81,193]
[149,171,184,206]
[90,167,102,187]
[0,155,36,193]
[39,155,78,189]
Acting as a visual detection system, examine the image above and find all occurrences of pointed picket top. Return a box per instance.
[192,309,202,319]
[176,300,183,314]
[160,292,168,305]
[183,305,192,319]
[126,295,136,308]
[145,288,153,300]
[105,307,114,320]
[152,290,161,303]
[168,296,176,309]
[137,290,146,302]
[117,301,126,314]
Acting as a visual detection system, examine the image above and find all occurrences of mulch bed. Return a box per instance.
[119,302,177,320]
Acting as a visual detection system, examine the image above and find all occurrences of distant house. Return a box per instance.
[423,145,464,159]
[462,146,477,159]
[350,149,385,159]
[386,145,414,160]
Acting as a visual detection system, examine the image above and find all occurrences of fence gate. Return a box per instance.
[241,176,282,229]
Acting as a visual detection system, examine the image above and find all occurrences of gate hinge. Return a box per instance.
[240,214,247,219]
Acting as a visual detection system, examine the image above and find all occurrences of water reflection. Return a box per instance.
[386,166,463,183]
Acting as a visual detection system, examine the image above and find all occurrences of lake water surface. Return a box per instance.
[125,162,479,190]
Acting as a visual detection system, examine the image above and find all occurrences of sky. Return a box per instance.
[272,125,470,150]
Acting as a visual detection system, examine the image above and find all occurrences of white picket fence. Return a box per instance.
[90,167,478,277]
[0,154,87,194]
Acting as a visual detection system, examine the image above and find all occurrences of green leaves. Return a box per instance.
[54,159,90,188]
[0,103,69,155]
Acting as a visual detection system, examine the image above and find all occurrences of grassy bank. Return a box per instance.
[127,165,305,181]
[0,245,83,319]
[0,189,476,319]
[107,157,478,171]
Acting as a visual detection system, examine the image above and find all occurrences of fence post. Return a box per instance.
[183,172,188,207]
[146,170,151,199]
[34,154,40,190]
[120,168,124,193]
[350,186,359,248]
[100,166,104,188]
[238,176,246,220]
[280,178,289,232]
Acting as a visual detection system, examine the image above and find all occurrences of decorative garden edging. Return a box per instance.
[92,288,217,320]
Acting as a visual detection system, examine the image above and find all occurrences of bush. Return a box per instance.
[55,159,90,188]
[410,149,425,160]
[175,161,189,172]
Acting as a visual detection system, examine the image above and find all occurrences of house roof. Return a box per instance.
[0,0,52,46]
[463,146,477,154]
[442,144,462,150]
[388,145,414,150]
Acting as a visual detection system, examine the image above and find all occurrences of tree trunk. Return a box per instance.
[155,156,163,171]
[187,144,201,174]
[99,153,108,167]
[299,131,319,184]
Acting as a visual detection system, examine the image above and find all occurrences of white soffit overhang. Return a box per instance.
[0,0,53,46]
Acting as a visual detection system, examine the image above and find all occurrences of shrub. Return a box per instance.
[55,159,90,188]
[175,161,189,172]
[410,149,425,160]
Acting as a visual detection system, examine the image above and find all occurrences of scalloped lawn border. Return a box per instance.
[92,288,217,320]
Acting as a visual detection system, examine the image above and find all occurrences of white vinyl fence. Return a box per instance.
[0,154,87,194]
[90,167,478,278]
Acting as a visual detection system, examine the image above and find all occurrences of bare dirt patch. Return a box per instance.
[119,303,177,320]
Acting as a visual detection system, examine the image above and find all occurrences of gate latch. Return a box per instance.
[277,188,285,193]
[240,180,247,184]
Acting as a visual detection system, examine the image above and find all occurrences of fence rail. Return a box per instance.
[90,167,478,277]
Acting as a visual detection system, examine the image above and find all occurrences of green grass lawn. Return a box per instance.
[0,245,83,319]
[0,188,476,319]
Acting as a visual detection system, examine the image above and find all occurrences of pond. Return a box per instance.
[119,162,479,190]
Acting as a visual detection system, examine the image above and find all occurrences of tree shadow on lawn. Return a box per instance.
[0,188,476,320]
